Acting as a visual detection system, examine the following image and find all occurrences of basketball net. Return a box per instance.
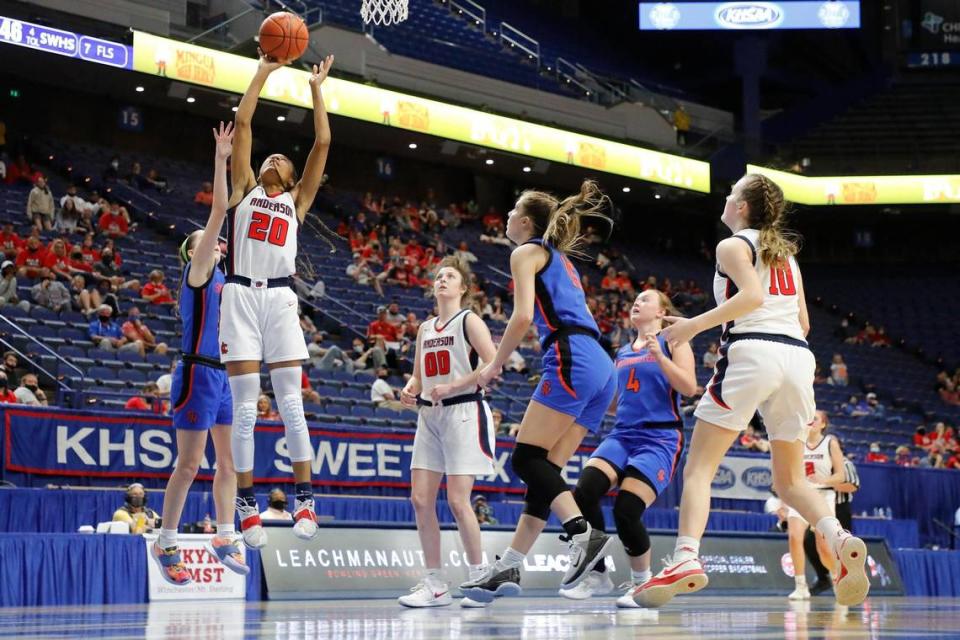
[361,0,408,25]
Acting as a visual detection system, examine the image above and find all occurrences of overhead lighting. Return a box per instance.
[231,106,238,112]
[408,143,418,149]
[186,96,196,103]
[654,193,662,200]
[276,115,286,122]
[485,158,494,165]
[622,187,631,193]
[135,86,144,93]
[522,166,531,173]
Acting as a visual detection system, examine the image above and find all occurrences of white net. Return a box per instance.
[361,0,409,25]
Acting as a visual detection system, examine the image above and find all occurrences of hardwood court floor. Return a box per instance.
[0,596,958,639]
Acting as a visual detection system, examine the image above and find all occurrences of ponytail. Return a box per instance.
[519,179,612,258]
[740,173,800,266]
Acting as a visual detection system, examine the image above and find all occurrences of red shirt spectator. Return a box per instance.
[43,250,70,275]
[482,209,503,231]
[141,270,175,305]
[404,240,424,262]
[69,252,93,273]
[913,430,934,449]
[945,453,960,470]
[15,239,47,277]
[98,210,128,237]
[194,182,214,206]
[0,387,18,403]
[865,451,889,463]
[0,226,22,258]
[615,273,633,292]
[368,311,399,342]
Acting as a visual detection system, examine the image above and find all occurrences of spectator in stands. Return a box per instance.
[0,260,28,312]
[351,337,386,371]
[98,202,129,239]
[0,372,18,403]
[673,104,690,146]
[145,168,168,192]
[487,295,507,323]
[141,270,175,306]
[299,310,319,342]
[89,304,142,354]
[13,373,47,406]
[260,488,292,521]
[918,450,944,469]
[914,426,934,451]
[156,360,176,401]
[54,199,80,234]
[69,274,100,317]
[454,241,478,264]
[346,253,385,297]
[944,446,960,470]
[894,445,913,467]
[301,371,321,404]
[43,239,72,281]
[26,176,54,231]
[854,323,877,346]
[813,364,829,384]
[307,334,353,372]
[864,392,885,417]
[702,342,719,370]
[828,354,849,386]
[872,326,893,348]
[865,442,889,463]
[385,300,404,326]
[833,318,856,343]
[0,223,21,260]
[0,351,20,388]
[194,181,214,206]
[102,156,120,183]
[367,306,399,342]
[125,382,167,413]
[370,366,407,412]
[15,234,48,279]
[473,494,497,526]
[112,483,158,534]
[92,247,138,293]
[30,272,71,313]
[932,422,957,449]
[257,394,280,421]
[739,424,771,453]
[122,307,167,356]
[60,184,90,213]
[936,371,960,406]
[841,395,870,418]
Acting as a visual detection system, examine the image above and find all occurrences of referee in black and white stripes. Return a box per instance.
[807,446,860,594]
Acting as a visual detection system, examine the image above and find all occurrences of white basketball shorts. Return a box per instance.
[219,282,309,364]
[695,337,815,443]
[410,399,496,476]
[786,489,837,522]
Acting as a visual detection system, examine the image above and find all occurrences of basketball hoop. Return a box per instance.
[361,0,408,25]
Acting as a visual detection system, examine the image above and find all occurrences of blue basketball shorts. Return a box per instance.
[591,427,684,496]
[171,361,232,430]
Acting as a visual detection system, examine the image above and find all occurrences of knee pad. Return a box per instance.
[228,373,260,473]
[522,461,562,521]
[270,367,312,463]
[613,491,650,557]
[573,466,612,531]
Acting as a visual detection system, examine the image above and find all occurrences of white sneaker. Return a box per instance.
[292,496,319,540]
[832,532,869,607]
[460,597,488,608]
[559,569,614,600]
[235,498,267,549]
[398,580,453,608]
[788,584,811,600]
[616,578,652,609]
[630,551,708,609]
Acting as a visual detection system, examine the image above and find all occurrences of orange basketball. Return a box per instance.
[258,12,309,62]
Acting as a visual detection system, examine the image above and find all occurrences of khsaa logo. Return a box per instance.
[741,466,773,491]
[649,3,682,30]
[818,1,850,29]
[714,2,784,29]
[712,465,736,490]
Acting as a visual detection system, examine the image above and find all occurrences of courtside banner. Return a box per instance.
[748,165,960,205]
[143,534,247,601]
[0,406,597,492]
[711,455,773,501]
[261,525,903,599]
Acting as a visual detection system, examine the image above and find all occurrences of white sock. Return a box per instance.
[498,547,526,569]
[795,574,807,587]
[468,563,485,580]
[632,569,652,584]
[815,516,844,551]
[158,528,178,548]
[217,523,235,536]
[674,536,700,560]
[424,568,445,584]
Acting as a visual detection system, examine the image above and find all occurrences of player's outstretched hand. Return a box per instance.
[309,55,335,88]
[476,361,502,389]
[661,316,698,346]
[257,48,290,72]
[212,121,234,159]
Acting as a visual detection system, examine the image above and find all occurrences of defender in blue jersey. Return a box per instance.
[461,180,617,604]
[151,123,247,586]
[565,289,696,605]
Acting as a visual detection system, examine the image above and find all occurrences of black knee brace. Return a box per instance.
[513,444,568,519]
[613,490,651,557]
[573,466,612,532]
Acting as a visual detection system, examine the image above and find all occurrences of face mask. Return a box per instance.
[0,379,7,389]
[354,345,364,354]
[25,384,38,393]
[270,500,287,510]
[870,446,879,453]
[127,496,144,508]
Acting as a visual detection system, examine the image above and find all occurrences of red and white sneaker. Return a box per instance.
[630,551,708,608]
[832,532,869,607]
[235,497,267,549]
[292,496,319,540]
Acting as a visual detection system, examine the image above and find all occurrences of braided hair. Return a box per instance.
[739,173,799,267]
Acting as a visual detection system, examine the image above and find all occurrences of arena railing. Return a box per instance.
[0,318,84,408]
[448,0,486,31]
[499,22,540,69]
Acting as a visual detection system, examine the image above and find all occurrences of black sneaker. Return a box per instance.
[560,526,613,588]
[810,577,833,596]
[459,560,522,604]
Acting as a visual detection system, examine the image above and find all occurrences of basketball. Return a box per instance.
[258,11,309,62]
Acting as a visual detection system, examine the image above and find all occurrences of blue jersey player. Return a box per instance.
[150,122,248,585]
[566,289,696,605]
[461,180,617,603]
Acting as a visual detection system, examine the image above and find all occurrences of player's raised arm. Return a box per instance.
[293,55,335,222]
[229,53,287,208]
[187,122,233,287]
